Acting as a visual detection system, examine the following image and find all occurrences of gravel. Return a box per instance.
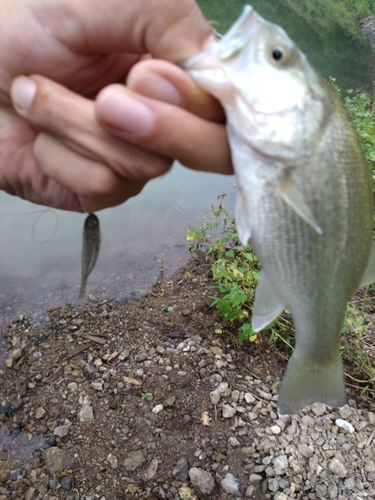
[0,254,374,499]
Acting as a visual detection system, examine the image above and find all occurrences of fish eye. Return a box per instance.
[269,45,292,65]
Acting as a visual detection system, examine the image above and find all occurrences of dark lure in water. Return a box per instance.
[79,214,100,299]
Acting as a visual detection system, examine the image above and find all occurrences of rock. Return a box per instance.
[217,382,231,397]
[249,474,262,483]
[335,418,355,433]
[179,486,194,500]
[268,478,279,492]
[221,473,241,496]
[245,485,256,497]
[78,404,94,422]
[44,447,71,473]
[274,455,288,475]
[25,487,36,500]
[152,404,163,414]
[106,453,118,469]
[222,404,236,418]
[60,476,73,490]
[361,17,375,46]
[173,456,189,481]
[270,424,281,435]
[189,467,215,495]
[228,437,240,447]
[90,381,103,391]
[311,402,327,416]
[163,396,176,407]
[299,444,314,458]
[274,493,289,500]
[146,458,159,480]
[67,382,78,393]
[124,450,146,472]
[244,392,256,404]
[328,458,347,478]
[54,422,72,438]
[35,407,46,419]
[210,390,221,405]
[9,469,20,481]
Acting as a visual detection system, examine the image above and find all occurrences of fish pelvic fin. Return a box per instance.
[235,187,251,245]
[252,272,285,332]
[273,175,323,235]
[278,350,346,416]
[360,242,375,288]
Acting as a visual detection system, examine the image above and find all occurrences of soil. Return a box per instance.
[0,251,374,500]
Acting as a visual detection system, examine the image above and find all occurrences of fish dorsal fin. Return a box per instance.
[252,272,285,332]
[235,187,251,245]
[360,241,375,288]
[273,175,323,235]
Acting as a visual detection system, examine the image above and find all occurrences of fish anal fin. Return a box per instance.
[278,350,346,416]
[235,187,251,245]
[252,272,285,332]
[360,242,375,288]
[274,175,323,235]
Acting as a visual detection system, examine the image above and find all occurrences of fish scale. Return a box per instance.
[183,5,375,414]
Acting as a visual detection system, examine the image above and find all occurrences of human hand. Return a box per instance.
[4,0,232,212]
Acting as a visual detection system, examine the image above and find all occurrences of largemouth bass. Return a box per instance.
[79,214,100,299]
[183,6,375,415]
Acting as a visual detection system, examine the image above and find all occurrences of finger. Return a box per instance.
[96,86,233,175]
[38,0,213,62]
[11,74,172,180]
[127,59,225,122]
[34,133,147,212]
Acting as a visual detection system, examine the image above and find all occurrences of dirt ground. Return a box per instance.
[0,251,374,499]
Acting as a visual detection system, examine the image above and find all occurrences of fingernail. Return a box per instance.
[11,76,37,113]
[130,70,181,105]
[97,88,153,137]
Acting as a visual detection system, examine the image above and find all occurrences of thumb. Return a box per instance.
[42,0,213,62]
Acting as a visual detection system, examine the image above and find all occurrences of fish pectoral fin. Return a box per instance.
[278,350,346,416]
[273,175,323,235]
[252,272,285,332]
[360,242,375,288]
[235,187,251,245]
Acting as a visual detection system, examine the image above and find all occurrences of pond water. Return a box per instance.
[0,0,373,336]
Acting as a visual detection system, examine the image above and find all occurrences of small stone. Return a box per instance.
[244,392,256,404]
[179,486,194,500]
[268,478,279,492]
[146,458,159,480]
[210,346,223,355]
[316,484,327,497]
[44,447,71,473]
[210,390,221,405]
[344,477,355,490]
[228,437,240,447]
[222,404,236,418]
[35,407,46,419]
[152,404,163,414]
[245,485,256,498]
[328,458,347,478]
[270,424,281,435]
[60,476,73,490]
[217,382,231,397]
[106,453,118,469]
[91,381,103,391]
[299,444,314,458]
[221,473,241,496]
[366,411,375,424]
[274,455,288,475]
[335,418,355,433]
[124,450,146,472]
[173,456,189,481]
[10,470,20,481]
[78,404,94,422]
[163,396,176,407]
[54,422,72,438]
[118,349,130,361]
[67,382,78,393]
[274,493,289,500]
[189,467,215,495]
[311,402,327,416]
[25,487,36,500]
[249,474,262,483]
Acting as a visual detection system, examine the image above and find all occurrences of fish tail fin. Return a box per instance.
[278,350,346,416]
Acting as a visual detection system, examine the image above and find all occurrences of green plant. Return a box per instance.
[141,392,151,401]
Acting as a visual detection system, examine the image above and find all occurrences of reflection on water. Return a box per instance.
[0,163,236,325]
[198,0,374,91]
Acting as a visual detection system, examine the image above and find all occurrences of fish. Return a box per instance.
[182,5,375,415]
[79,214,101,299]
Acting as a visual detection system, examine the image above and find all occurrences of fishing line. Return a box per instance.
[0,209,59,244]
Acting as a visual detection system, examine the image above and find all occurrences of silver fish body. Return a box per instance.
[79,214,101,299]
[183,6,375,415]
